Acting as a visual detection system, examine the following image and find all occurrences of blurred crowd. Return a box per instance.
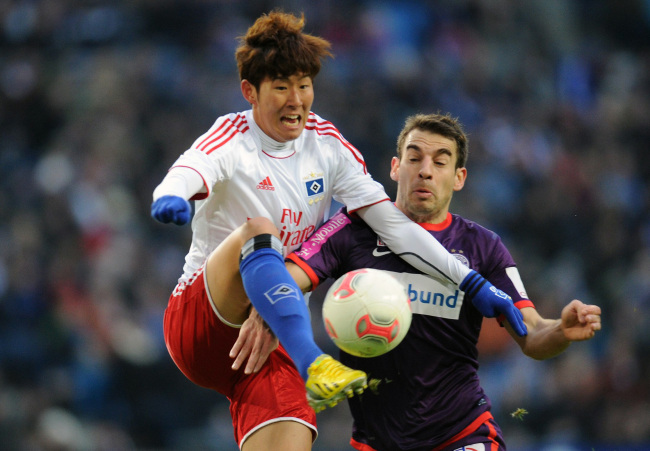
[1,0,649,450]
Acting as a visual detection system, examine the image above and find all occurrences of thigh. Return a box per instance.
[241,421,313,451]
[204,218,280,325]
[164,278,316,448]
[164,270,242,395]
[231,345,317,449]
[204,226,251,325]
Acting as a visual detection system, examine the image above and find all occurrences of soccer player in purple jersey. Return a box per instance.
[287,113,602,451]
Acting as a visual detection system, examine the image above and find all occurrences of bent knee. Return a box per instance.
[242,217,280,241]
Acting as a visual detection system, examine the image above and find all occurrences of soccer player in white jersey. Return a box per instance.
[151,11,527,451]
[287,113,602,450]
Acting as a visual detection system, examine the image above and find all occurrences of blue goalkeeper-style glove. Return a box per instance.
[151,195,191,225]
[460,270,527,337]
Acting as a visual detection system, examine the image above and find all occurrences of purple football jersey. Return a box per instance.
[289,208,532,450]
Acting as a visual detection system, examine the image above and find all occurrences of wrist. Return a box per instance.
[459,270,487,300]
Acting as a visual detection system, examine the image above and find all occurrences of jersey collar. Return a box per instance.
[418,212,453,231]
[248,111,296,157]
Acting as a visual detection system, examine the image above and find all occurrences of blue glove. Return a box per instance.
[460,270,527,337]
[151,195,192,225]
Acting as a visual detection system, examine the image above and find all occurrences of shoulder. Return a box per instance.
[319,207,355,234]
[303,113,362,154]
[301,112,369,179]
[303,112,343,139]
[449,214,514,271]
[190,110,254,155]
[451,214,501,242]
[342,207,374,230]
[308,207,363,242]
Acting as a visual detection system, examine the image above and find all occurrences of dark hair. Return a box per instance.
[235,11,333,89]
[396,113,469,168]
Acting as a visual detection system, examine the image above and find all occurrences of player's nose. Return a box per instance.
[418,164,433,179]
[287,87,302,106]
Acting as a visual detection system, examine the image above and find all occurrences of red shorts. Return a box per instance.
[163,268,317,447]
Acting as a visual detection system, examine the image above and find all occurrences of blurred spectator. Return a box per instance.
[1,1,648,449]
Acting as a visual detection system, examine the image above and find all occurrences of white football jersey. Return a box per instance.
[170,109,388,283]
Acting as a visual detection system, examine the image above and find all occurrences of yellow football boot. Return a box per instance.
[305,354,368,413]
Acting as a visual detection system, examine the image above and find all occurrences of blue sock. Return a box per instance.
[239,234,323,380]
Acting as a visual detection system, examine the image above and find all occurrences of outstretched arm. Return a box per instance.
[357,201,527,336]
[357,201,469,285]
[506,300,602,360]
[151,166,205,225]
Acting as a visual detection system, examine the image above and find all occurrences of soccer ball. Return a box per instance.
[322,268,412,358]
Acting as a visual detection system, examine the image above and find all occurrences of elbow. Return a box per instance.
[525,351,551,361]
[521,343,569,361]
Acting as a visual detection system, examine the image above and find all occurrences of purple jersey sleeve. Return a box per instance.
[286,209,353,289]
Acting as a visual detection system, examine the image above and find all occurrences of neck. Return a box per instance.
[399,205,449,225]
[250,114,293,152]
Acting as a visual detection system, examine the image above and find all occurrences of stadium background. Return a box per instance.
[1,0,649,449]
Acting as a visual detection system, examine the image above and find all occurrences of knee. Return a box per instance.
[242,217,279,241]
[239,218,284,262]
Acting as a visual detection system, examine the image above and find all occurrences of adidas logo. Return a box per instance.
[256,176,275,191]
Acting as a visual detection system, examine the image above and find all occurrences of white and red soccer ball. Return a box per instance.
[322,268,412,358]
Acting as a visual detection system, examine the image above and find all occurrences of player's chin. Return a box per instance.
[410,196,434,210]
[279,125,305,141]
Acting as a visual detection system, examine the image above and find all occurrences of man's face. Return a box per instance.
[243,74,314,143]
[390,129,466,223]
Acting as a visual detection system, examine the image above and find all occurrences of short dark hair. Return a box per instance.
[235,11,333,89]
[396,113,469,168]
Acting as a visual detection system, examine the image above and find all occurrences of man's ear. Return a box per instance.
[241,80,257,105]
[390,156,400,182]
[454,167,467,191]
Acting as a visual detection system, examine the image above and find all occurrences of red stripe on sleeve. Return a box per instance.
[305,113,368,173]
[205,125,249,155]
[285,254,321,291]
[497,299,535,325]
[196,119,230,150]
[197,115,248,153]
[515,299,535,310]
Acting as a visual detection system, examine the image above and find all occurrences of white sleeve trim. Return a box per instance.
[152,166,206,201]
[506,267,529,299]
